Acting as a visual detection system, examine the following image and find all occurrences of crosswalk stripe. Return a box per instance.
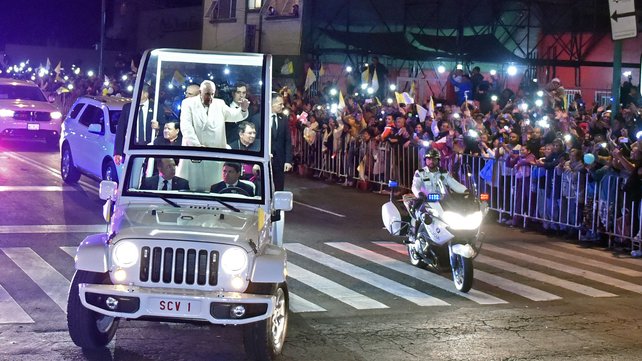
[553,242,642,268]
[0,225,107,234]
[473,270,561,301]
[373,242,557,302]
[483,244,642,294]
[0,285,34,324]
[288,262,388,310]
[516,243,642,277]
[285,243,450,307]
[288,292,327,313]
[476,254,617,298]
[2,248,70,312]
[342,242,507,305]
[60,246,77,258]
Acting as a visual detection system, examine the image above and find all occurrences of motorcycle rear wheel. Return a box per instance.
[407,243,427,268]
[452,254,473,292]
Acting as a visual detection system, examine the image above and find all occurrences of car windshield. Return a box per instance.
[129,50,266,156]
[123,155,264,203]
[0,84,47,102]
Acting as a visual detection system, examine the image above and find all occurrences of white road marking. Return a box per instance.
[0,186,76,192]
[60,246,77,258]
[476,254,617,298]
[0,224,107,234]
[374,242,558,302]
[293,201,346,218]
[516,243,642,277]
[0,285,34,324]
[2,248,70,312]
[288,262,388,310]
[346,242,507,304]
[285,243,449,307]
[288,292,326,313]
[553,242,642,268]
[484,244,642,294]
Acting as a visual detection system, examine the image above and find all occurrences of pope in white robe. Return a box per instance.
[177,80,249,191]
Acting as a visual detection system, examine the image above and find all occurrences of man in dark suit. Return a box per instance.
[270,93,292,191]
[114,84,163,165]
[153,121,182,146]
[210,162,255,196]
[140,158,190,191]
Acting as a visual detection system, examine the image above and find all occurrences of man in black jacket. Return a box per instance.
[140,158,190,191]
[210,162,255,196]
[270,93,292,191]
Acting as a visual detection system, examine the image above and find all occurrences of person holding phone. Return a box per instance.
[497,130,522,224]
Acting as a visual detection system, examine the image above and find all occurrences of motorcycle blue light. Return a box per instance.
[427,193,441,202]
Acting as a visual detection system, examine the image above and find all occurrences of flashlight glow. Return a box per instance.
[87,70,95,77]
[386,98,393,104]
[360,83,368,90]
[389,84,396,91]
[507,65,518,76]
[329,88,337,96]
[535,99,543,107]
[437,65,446,74]
[224,68,230,75]
[537,90,544,97]
[456,64,463,70]
[346,66,353,73]
[490,69,497,76]
[491,95,498,102]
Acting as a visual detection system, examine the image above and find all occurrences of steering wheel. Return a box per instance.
[218,186,250,196]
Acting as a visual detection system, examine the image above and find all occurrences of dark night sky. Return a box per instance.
[0,1,102,49]
[0,0,203,50]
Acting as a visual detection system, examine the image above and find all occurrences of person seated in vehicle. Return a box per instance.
[210,162,255,197]
[411,148,468,200]
[140,158,190,191]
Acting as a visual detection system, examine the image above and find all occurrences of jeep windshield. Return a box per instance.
[123,155,264,204]
[127,49,266,158]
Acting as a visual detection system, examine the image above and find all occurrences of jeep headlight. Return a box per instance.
[112,241,139,268]
[221,247,248,274]
[442,211,483,230]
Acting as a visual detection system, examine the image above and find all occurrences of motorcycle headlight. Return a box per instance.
[443,211,483,230]
[221,247,248,274]
[112,241,139,268]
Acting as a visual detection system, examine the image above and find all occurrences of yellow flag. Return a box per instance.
[171,70,185,86]
[319,65,325,77]
[395,92,404,104]
[338,90,346,109]
[410,80,416,100]
[361,67,369,84]
[428,96,435,116]
[54,61,62,74]
[375,97,382,107]
[304,67,317,91]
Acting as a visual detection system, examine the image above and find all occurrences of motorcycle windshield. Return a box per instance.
[439,192,479,214]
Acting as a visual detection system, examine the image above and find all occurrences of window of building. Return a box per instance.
[247,0,262,11]
[265,0,299,18]
[205,0,237,22]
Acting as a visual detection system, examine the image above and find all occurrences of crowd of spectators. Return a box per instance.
[279,68,642,248]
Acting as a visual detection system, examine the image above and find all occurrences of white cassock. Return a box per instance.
[177,96,248,191]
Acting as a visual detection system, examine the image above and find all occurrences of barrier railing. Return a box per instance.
[295,128,641,252]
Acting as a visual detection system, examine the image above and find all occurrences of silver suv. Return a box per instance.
[0,78,62,146]
[60,96,130,184]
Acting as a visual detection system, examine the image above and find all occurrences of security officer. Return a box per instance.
[411,149,468,198]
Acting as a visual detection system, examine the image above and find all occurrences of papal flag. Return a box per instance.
[280,59,294,75]
[171,70,185,87]
[54,61,62,74]
[402,92,414,104]
[319,65,325,77]
[428,96,435,117]
[416,104,427,121]
[130,59,138,74]
[45,57,51,71]
[371,71,379,93]
[361,67,369,84]
[338,90,346,109]
[304,67,316,91]
[395,92,405,105]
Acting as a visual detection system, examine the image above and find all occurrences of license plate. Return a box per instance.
[27,123,39,130]
[150,297,200,315]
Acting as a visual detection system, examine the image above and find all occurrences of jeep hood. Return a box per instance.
[109,205,261,250]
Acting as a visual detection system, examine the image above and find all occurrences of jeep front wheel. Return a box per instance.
[67,270,119,349]
[243,283,289,361]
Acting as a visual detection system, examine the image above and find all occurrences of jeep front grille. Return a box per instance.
[139,246,219,286]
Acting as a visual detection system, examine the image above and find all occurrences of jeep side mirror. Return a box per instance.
[99,180,118,201]
[273,191,293,211]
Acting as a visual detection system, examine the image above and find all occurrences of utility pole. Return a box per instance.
[99,0,106,77]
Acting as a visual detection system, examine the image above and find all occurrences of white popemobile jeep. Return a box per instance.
[66,49,292,361]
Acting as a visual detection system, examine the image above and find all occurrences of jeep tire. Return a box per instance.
[243,282,288,361]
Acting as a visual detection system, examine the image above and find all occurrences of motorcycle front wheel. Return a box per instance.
[451,254,473,292]
[407,242,427,268]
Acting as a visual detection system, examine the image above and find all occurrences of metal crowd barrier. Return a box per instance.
[295,128,641,252]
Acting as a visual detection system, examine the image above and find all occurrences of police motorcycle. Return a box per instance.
[381,156,488,293]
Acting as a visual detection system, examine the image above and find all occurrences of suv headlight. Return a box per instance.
[50,111,62,120]
[0,109,15,117]
[112,241,139,268]
[221,247,248,274]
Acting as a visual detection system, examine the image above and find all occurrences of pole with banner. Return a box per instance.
[608,0,638,119]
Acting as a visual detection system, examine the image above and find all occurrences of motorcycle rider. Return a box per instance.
[411,148,468,198]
